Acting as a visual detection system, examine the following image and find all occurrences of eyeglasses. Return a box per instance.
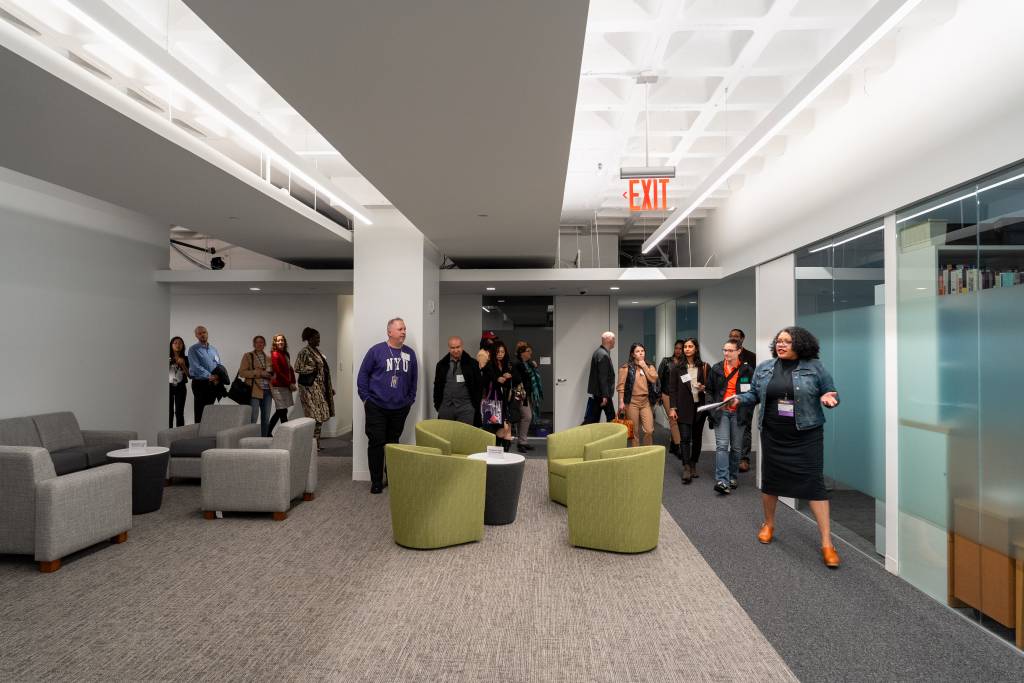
[775,340,793,346]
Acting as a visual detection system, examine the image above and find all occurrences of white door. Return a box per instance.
[553,295,612,432]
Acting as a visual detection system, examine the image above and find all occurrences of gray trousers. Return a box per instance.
[517,404,532,445]
[438,402,475,425]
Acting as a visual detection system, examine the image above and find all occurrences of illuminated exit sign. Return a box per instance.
[624,178,669,212]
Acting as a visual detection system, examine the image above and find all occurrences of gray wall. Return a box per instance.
[0,168,169,443]
[169,293,340,434]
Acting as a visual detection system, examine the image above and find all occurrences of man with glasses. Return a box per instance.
[729,329,757,473]
[706,339,755,494]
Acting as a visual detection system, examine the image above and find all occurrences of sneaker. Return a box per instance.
[521,443,535,451]
[517,444,529,454]
[729,479,738,489]
[714,481,730,495]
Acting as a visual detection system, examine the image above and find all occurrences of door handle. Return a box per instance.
[556,378,567,384]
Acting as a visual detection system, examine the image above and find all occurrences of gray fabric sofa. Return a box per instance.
[0,445,132,572]
[157,404,260,481]
[0,412,137,476]
[201,417,316,520]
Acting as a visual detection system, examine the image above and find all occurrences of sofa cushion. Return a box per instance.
[82,443,117,467]
[33,412,85,452]
[548,457,584,479]
[48,448,89,476]
[169,436,217,458]
[0,417,42,448]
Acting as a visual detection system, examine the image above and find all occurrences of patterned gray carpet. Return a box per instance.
[0,458,795,682]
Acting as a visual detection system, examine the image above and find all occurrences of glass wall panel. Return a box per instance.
[796,221,886,559]
[897,163,1024,643]
[675,294,698,341]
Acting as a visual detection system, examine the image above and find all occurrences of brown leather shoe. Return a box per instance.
[738,458,750,473]
[822,546,841,568]
[757,523,774,544]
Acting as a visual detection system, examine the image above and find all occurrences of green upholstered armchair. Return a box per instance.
[546,423,628,505]
[415,419,495,456]
[385,444,486,549]
[566,445,665,553]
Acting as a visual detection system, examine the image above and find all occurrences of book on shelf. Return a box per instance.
[937,263,1021,295]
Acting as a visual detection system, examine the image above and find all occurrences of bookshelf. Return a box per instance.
[937,246,1024,296]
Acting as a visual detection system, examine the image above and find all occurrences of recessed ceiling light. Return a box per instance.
[486,287,495,291]
[915,287,927,291]
[497,299,505,303]
[609,286,620,290]
[477,213,489,218]
[689,300,697,304]
[249,287,261,291]
[631,301,639,304]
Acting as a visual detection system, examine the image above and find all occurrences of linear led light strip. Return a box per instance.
[641,0,923,255]
[807,224,883,253]
[55,0,372,226]
[894,170,1024,225]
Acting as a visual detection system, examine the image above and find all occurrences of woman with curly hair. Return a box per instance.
[725,326,841,568]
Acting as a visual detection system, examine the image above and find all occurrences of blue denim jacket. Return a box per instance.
[735,358,839,430]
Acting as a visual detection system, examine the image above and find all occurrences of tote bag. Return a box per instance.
[480,383,504,426]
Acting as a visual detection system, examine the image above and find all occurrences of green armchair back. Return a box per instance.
[546,423,628,504]
[415,419,495,456]
[385,443,486,549]
[566,445,665,553]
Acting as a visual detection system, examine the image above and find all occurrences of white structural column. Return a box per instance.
[654,300,677,428]
[883,212,899,575]
[755,254,795,499]
[351,214,439,481]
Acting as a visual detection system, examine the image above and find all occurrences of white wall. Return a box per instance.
[617,308,645,351]
[336,295,354,435]
[438,294,481,365]
[557,230,618,267]
[0,167,168,443]
[697,0,1024,277]
[754,254,795,488]
[169,293,340,434]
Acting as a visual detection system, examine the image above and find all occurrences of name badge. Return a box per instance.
[740,383,751,393]
[777,399,794,417]
[679,374,691,384]
[401,352,410,362]
[456,374,465,383]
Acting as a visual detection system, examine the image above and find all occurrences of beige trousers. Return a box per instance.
[626,399,655,447]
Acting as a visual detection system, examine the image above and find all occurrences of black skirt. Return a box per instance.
[759,416,827,501]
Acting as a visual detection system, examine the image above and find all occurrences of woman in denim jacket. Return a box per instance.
[724,326,841,568]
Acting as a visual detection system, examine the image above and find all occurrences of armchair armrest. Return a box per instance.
[546,430,583,462]
[239,436,273,449]
[201,448,290,512]
[35,463,132,562]
[81,429,138,447]
[582,431,629,461]
[216,423,262,449]
[158,424,199,447]
[414,427,452,455]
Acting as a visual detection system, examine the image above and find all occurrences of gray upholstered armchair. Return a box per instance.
[0,446,132,572]
[200,417,316,521]
[157,404,259,482]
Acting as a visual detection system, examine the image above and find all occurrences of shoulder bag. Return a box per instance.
[228,352,254,404]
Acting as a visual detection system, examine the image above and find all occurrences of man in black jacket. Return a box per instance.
[433,336,482,426]
[729,328,757,472]
[583,331,616,424]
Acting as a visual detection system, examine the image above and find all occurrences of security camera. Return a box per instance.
[579,289,588,295]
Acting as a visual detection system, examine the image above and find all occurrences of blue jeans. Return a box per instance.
[714,411,743,484]
[250,392,273,437]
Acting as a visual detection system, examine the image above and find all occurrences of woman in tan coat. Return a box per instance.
[295,327,335,447]
[239,335,273,436]
[617,342,660,447]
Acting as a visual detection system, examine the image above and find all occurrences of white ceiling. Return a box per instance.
[562,0,946,236]
[185,0,591,268]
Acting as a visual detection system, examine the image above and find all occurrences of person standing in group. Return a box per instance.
[238,335,274,437]
[583,331,616,424]
[169,336,190,428]
[187,325,222,423]
[433,336,481,426]
[295,327,336,449]
[480,340,514,450]
[658,340,685,460]
[357,318,418,494]
[477,331,498,369]
[724,326,841,568]
[706,339,755,495]
[267,334,296,437]
[617,343,659,447]
[511,341,539,453]
[730,328,757,473]
[667,338,710,484]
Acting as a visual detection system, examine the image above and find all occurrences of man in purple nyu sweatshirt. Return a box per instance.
[357,317,418,494]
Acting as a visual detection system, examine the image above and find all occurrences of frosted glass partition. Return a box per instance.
[897,163,1024,634]
[675,295,698,341]
[796,220,885,557]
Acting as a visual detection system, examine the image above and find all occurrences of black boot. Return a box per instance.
[682,463,692,485]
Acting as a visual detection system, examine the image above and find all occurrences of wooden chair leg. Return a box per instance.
[303,492,315,501]
[38,559,61,573]
[111,531,128,544]
[202,511,216,520]
[272,511,287,521]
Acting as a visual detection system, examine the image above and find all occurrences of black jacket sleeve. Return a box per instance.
[433,357,446,411]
